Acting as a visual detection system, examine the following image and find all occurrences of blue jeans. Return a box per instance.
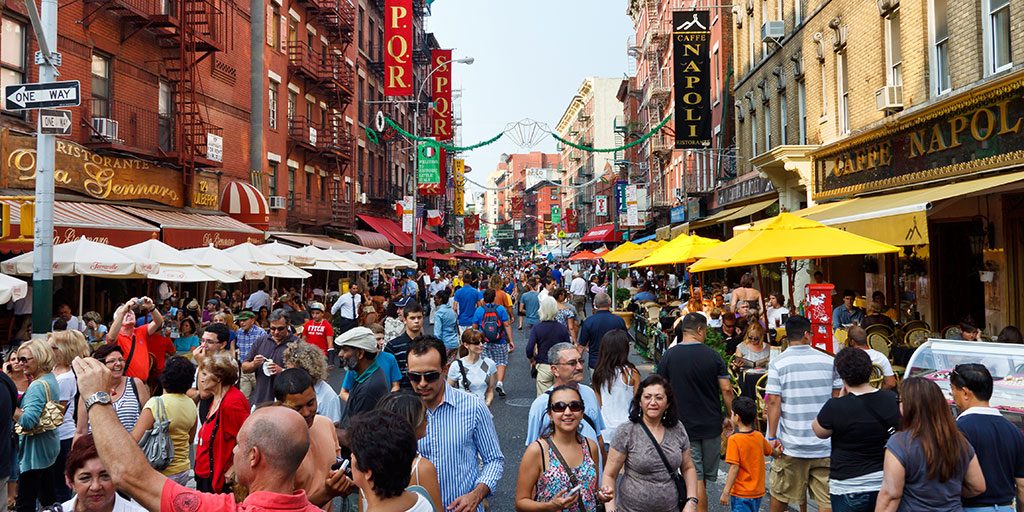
[730,496,762,512]
[964,506,1014,512]
[830,491,879,512]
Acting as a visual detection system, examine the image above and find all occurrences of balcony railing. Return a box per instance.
[288,41,321,81]
[80,99,169,157]
[319,53,354,97]
[288,115,320,148]
[317,121,353,157]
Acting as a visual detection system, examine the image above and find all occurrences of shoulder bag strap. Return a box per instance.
[639,421,686,506]
[546,438,586,512]
[123,332,138,373]
[853,393,896,435]
[456,359,469,389]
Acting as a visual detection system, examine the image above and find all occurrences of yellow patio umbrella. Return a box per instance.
[687,213,899,303]
[604,240,666,264]
[631,234,721,267]
[599,241,639,263]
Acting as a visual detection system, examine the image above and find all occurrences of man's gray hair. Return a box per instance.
[268,308,289,324]
[593,292,611,309]
[547,342,576,365]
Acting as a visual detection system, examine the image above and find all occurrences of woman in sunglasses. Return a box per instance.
[515,384,601,512]
[12,338,62,512]
[600,375,698,512]
[446,329,497,406]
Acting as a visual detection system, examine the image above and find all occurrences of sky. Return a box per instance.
[427,1,635,204]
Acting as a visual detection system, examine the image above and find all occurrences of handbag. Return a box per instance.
[639,422,687,510]
[138,396,175,470]
[15,380,65,436]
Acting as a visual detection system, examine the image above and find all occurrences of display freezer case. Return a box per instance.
[905,339,1024,430]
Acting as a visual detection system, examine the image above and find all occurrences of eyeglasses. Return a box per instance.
[554,358,583,367]
[407,371,442,383]
[550,400,584,413]
[268,325,289,332]
[16,356,32,364]
[103,358,124,365]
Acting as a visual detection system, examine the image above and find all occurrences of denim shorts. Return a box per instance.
[829,491,878,512]
[729,496,762,512]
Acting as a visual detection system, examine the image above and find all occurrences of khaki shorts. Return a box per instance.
[535,363,554,396]
[769,454,830,507]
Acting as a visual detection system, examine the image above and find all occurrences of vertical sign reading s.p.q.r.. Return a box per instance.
[673,10,711,148]
[384,0,413,96]
[430,49,453,141]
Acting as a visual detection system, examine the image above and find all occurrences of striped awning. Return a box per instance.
[220,181,270,230]
[0,201,159,251]
[118,206,265,249]
[344,230,391,251]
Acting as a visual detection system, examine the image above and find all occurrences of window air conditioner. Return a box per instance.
[673,188,684,202]
[761,21,785,42]
[875,85,904,112]
[359,192,367,204]
[269,196,287,209]
[91,118,119,141]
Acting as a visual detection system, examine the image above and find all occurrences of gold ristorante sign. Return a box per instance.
[2,130,218,210]
[814,73,1024,199]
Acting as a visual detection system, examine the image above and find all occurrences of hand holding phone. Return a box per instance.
[567,484,581,496]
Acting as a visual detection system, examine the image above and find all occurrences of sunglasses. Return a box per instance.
[268,325,289,332]
[465,340,482,346]
[16,356,32,364]
[407,371,442,383]
[550,400,584,413]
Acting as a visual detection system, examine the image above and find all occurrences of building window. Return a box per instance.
[550,188,558,201]
[268,81,278,130]
[268,162,278,197]
[158,80,173,151]
[818,60,828,120]
[268,4,280,49]
[1,16,26,103]
[319,175,326,202]
[288,18,297,48]
[984,0,1012,74]
[764,103,772,150]
[836,50,849,135]
[751,112,758,156]
[357,77,364,124]
[358,6,364,51]
[305,172,312,200]
[287,167,296,202]
[931,0,951,95]
[884,8,903,86]
[797,81,807,144]
[748,14,756,71]
[780,94,788,145]
[91,52,111,118]
[287,90,296,122]
[712,47,721,103]
[794,0,802,25]
[343,181,349,202]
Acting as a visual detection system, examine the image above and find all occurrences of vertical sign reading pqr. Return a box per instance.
[430,49,453,140]
[673,10,712,148]
[384,0,413,96]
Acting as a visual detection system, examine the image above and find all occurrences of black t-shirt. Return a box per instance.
[816,389,900,480]
[341,366,388,428]
[385,332,413,389]
[957,410,1024,507]
[719,328,741,354]
[656,342,729,440]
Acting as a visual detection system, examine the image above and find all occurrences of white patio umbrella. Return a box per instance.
[0,274,28,305]
[225,243,312,279]
[297,246,364,272]
[124,239,240,283]
[370,249,417,269]
[262,241,317,267]
[1,237,160,316]
[182,244,267,281]
[328,249,378,270]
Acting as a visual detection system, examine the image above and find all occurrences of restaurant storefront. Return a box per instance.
[804,69,1024,335]
[0,129,263,250]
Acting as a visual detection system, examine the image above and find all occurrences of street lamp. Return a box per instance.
[411,56,473,262]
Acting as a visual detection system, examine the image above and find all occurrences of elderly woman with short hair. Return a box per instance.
[284,341,342,424]
[526,296,572,396]
[13,338,62,512]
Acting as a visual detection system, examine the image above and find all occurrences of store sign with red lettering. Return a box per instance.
[384,0,413,96]
[430,49,453,140]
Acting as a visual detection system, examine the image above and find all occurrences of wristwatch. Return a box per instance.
[84,392,112,411]
[686,497,699,505]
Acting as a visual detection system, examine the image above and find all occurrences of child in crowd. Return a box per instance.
[708,307,723,328]
[720,397,775,512]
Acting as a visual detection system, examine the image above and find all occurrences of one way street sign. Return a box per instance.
[39,109,72,135]
[3,80,80,111]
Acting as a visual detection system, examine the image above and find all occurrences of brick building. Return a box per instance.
[732,0,1024,333]
[485,152,560,250]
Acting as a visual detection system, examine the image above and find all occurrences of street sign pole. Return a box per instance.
[30,0,58,337]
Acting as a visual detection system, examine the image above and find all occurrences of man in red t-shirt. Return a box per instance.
[301,302,334,356]
[106,297,163,381]
[71,356,350,512]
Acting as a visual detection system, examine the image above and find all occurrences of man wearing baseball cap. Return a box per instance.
[302,302,334,357]
[335,327,388,429]
[234,310,265,399]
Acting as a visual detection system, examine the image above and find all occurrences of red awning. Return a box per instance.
[567,250,601,261]
[357,214,411,254]
[416,251,455,261]
[580,224,620,243]
[0,201,159,251]
[269,232,373,252]
[344,230,391,251]
[220,181,270,230]
[451,251,497,261]
[418,227,448,251]
[118,206,265,249]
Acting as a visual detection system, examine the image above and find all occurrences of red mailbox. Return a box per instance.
[805,283,835,353]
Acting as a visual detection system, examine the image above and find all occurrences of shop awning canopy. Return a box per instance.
[220,181,270,230]
[451,251,497,261]
[0,201,159,250]
[356,214,447,254]
[632,233,657,244]
[416,251,455,261]
[268,232,373,252]
[632,234,722,267]
[689,198,777,230]
[341,230,391,251]
[580,224,620,243]
[118,206,265,249]
[567,250,602,261]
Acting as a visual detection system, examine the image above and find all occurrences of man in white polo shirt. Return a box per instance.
[846,325,896,390]
[765,315,842,512]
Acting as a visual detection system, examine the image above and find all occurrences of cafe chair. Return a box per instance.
[869,365,885,389]
[904,327,930,348]
[941,324,962,340]
[867,332,892,358]
[755,373,769,419]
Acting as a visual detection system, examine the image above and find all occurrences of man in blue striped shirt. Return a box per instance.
[408,336,504,512]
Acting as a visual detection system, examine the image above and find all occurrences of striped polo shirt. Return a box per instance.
[765,344,841,458]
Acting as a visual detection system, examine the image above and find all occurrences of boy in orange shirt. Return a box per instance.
[720,396,776,512]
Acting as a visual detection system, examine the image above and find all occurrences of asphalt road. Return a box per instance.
[326,316,792,512]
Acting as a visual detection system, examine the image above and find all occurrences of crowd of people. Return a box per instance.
[0,256,1020,512]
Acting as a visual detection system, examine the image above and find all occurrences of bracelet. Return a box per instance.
[686,497,698,504]
[767,436,777,441]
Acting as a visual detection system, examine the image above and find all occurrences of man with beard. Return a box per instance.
[336,327,388,428]
[274,368,352,509]
[107,297,163,381]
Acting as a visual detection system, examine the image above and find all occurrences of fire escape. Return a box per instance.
[639,0,671,201]
[286,0,356,231]
[79,0,227,202]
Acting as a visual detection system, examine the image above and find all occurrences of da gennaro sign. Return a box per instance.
[673,10,711,149]
[814,72,1024,200]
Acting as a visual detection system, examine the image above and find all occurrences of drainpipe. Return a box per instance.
[250,0,264,196]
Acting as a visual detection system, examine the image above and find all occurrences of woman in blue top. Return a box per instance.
[173,318,200,354]
[433,289,460,357]
[13,338,61,512]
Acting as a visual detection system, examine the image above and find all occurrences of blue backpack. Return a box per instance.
[481,304,504,343]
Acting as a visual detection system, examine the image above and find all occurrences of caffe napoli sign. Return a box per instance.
[814,74,1024,199]
[1,130,219,210]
